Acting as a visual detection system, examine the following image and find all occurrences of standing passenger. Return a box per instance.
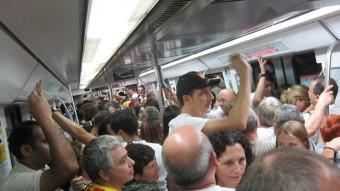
[163,125,234,191]
[2,81,78,191]
[207,88,236,119]
[251,57,276,109]
[237,147,340,191]
[208,130,253,189]
[305,77,335,144]
[124,143,160,191]
[169,53,252,135]
[109,108,168,191]
[82,135,135,191]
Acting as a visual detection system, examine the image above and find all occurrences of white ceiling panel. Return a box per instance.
[16,65,71,103]
[0,29,37,104]
[0,0,85,86]
[322,14,340,40]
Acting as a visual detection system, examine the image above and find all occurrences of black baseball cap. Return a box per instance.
[176,71,221,99]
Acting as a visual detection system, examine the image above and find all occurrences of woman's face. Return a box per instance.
[277,132,306,149]
[141,158,159,182]
[295,96,310,112]
[216,143,247,188]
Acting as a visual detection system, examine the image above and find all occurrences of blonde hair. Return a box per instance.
[280,85,309,105]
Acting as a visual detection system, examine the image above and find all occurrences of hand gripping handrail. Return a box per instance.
[324,41,340,114]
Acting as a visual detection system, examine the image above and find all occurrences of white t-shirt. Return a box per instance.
[250,137,276,157]
[132,140,168,191]
[303,112,324,144]
[1,161,43,191]
[257,126,275,141]
[188,185,235,191]
[168,113,209,134]
[207,107,224,119]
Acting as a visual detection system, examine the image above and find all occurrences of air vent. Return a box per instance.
[149,0,192,31]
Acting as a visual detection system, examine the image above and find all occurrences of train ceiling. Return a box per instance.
[0,0,340,104]
[89,0,340,88]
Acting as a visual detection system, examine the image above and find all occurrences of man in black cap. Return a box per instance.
[169,53,252,135]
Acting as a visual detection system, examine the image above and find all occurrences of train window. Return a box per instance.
[292,51,322,86]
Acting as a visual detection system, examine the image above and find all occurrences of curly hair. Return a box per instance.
[208,130,253,165]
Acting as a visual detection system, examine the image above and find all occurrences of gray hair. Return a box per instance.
[246,107,258,133]
[237,147,340,191]
[274,104,304,131]
[162,136,213,187]
[143,106,160,120]
[258,97,281,127]
[82,135,124,182]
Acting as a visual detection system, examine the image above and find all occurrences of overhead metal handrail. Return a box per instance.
[325,42,340,86]
[324,41,340,114]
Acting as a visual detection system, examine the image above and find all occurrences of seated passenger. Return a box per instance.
[82,135,134,191]
[208,130,253,189]
[2,80,78,191]
[237,147,340,191]
[124,143,159,191]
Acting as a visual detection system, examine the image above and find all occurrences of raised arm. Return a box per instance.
[252,57,267,107]
[203,53,252,135]
[28,80,79,191]
[305,85,334,137]
[52,111,95,145]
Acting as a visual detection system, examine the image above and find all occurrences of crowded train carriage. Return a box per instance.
[1,0,340,191]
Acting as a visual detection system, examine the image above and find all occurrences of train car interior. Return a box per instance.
[1,0,340,184]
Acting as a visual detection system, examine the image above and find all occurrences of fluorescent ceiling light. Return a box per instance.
[80,0,159,89]
[139,5,340,78]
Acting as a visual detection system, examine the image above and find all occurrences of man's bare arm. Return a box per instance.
[203,54,252,135]
[28,80,79,191]
[52,111,96,145]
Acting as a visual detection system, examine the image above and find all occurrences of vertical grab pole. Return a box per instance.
[150,34,165,120]
[324,42,340,114]
[104,68,113,101]
[68,84,80,124]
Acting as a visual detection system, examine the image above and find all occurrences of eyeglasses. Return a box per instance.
[297,97,310,103]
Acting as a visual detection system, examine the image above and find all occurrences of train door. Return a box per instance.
[291,51,322,87]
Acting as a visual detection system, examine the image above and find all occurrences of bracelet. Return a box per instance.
[259,73,266,78]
